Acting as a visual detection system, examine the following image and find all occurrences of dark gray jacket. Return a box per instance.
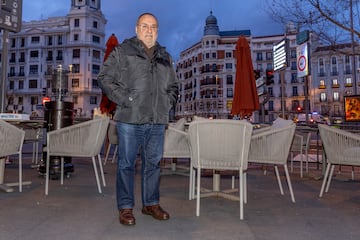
[97,37,178,124]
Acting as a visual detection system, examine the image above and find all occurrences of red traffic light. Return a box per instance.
[266,70,274,85]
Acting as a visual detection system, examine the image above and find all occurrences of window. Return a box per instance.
[212,52,216,58]
[18,97,23,105]
[29,65,39,75]
[9,81,14,89]
[92,50,100,60]
[257,52,263,61]
[11,38,15,48]
[345,77,352,85]
[72,64,80,73]
[30,50,39,58]
[225,63,232,70]
[57,50,63,60]
[319,80,325,86]
[19,80,24,89]
[226,75,233,84]
[292,86,298,96]
[266,52,272,60]
[74,19,80,27]
[320,92,327,102]
[31,36,40,44]
[30,96,38,105]
[90,96,97,105]
[332,79,339,85]
[290,49,296,58]
[227,88,233,97]
[205,53,210,59]
[29,80,38,88]
[92,35,100,43]
[72,78,80,88]
[74,34,79,41]
[268,101,274,111]
[8,96,14,105]
[93,21,98,28]
[47,51,53,61]
[73,49,80,58]
[19,66,24,76]
[225,52,232,58]
[48,36,52,46]
[58,35,63,45]
[92,64,100,74]
[19,52,25,62]
[333,92,340,101]
[92,79,99,88]
[20,38,25,47]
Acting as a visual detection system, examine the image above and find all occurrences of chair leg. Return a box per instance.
[239,170,244,220]
[319,162,331,197]
[244,172,247,204]
[19,154,22,192]
[111,145,118,163]
[60,157,64,185]
[325,165,335,193]
[188,167,193,200]
[284,164,295,203]
[97,154,106,186]
[196,168,201,217]
[45,154,50,195]
[290,152,294,173]
[91,156,102,194]
[274,166,284,195]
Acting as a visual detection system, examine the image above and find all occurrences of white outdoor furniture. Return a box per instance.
[0,119,26,192]
[248,118,296,202]
[290,131,312,177]
[318,124,360,197]
[188,119,253,220]
[45,117,109,195]
[161,118,190,176]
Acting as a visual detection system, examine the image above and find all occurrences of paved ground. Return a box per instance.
[1,155,360,240]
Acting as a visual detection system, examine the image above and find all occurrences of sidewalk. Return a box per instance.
[0,156,359,240]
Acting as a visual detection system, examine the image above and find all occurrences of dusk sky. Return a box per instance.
[22,0,284,59]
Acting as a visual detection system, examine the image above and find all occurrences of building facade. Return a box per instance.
[1,0,106,118]
[175,12,358,123]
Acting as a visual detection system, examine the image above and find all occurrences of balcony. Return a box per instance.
[318,85,326,89]
[331,84,340,88]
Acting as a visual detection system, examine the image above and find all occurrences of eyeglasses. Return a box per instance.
[137,23,158,32]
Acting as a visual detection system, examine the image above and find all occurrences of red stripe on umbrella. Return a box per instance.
[231,36,260,119]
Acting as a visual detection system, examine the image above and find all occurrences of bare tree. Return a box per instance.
[266,0,360,45]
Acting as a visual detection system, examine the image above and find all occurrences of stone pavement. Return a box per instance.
[1,156,360,240]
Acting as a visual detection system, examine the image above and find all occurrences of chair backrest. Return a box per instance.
[163,118,190,158]
[318,124,360,166]
[188,119,253,171]
[47,117,110,157]
[249,123,296,165]
[0,119,25,157]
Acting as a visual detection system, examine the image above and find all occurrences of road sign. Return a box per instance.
[0,0,22,32]
[255,76,265,88]
[273,38,289,72]
[297,42,309,78]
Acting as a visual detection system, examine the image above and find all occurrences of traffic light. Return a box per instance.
[266,70,274,85]
[42,87,46,96]
[297,106,302,112]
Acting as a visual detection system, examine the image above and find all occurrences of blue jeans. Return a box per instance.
[116,122,165,210]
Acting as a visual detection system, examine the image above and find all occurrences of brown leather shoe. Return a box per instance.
[142,204,170,220]
[119,209,136,226]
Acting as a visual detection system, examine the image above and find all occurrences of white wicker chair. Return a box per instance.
[318,124,360,197]
[188,119,253,220]
[103,120,118,165]
[248,118,296,202]
[0,119,26,192]
[290,131,311,178]
[45,117,110,195]
[161,118,190,176]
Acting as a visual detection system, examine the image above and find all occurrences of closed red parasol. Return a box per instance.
[99,34,119,114]
[231,36,260,119]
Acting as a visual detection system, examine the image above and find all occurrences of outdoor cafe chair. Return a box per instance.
[188,119,253,220]
[290,131,312,178]
[44,117,110,195]
[0,119,26,192]
[318,124,360,197]
[248,118,296,203]
[161,117,191,177]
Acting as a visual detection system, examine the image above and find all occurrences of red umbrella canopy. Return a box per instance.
[99,34,119,114]
[231,36,260,119]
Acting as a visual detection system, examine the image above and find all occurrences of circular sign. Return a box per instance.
[298,55,306,71]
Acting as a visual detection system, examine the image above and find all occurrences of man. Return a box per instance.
[97,13,178,226]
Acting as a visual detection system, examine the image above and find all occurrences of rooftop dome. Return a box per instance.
[204,11,219,36]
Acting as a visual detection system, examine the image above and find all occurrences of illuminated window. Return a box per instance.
[333,92,340,101]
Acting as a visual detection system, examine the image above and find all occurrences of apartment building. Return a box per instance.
[1,0,106,118]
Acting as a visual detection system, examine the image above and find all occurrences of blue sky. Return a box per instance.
[22,0,284,59]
